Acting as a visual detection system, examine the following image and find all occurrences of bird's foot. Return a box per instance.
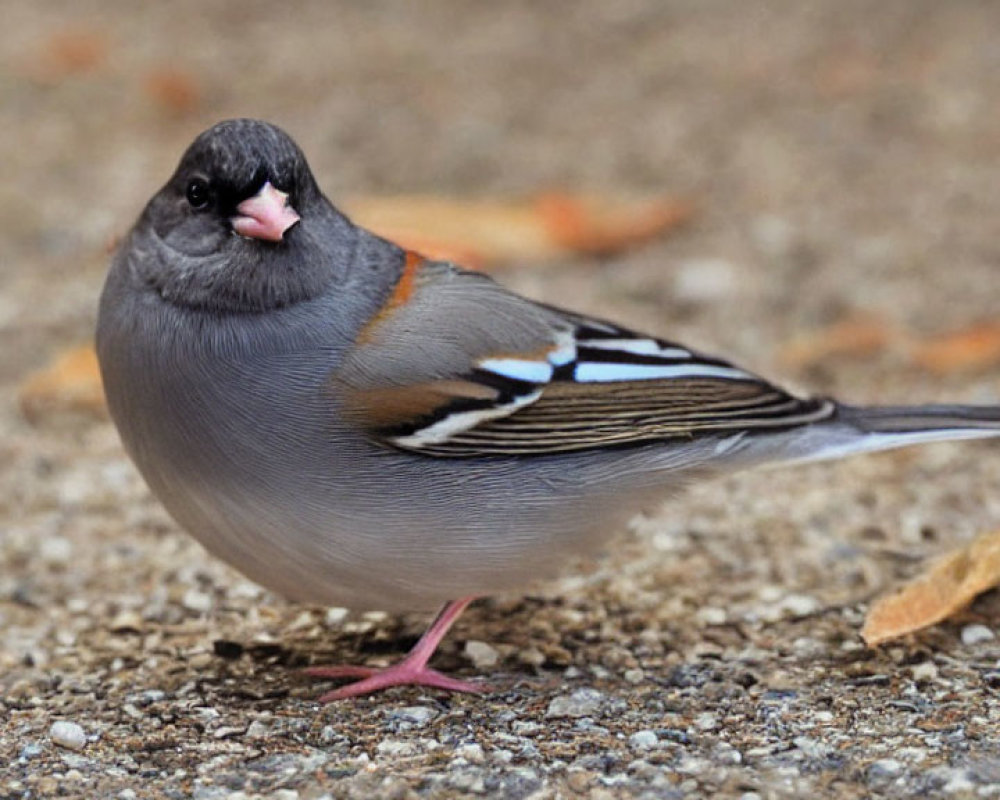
[303,596,487,702]
[303,658,488,702]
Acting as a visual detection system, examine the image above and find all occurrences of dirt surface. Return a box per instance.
[3,2,1000,798]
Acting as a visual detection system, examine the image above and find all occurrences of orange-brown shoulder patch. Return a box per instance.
[386,250,424,311]
[356,250,425,344]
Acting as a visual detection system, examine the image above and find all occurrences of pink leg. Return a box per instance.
[303,597,489,702]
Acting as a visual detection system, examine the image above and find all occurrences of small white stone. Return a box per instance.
[628,730,658,751]
[245,720,270,739]
[49,721,86,751]
[867,758,904,780]
[780,593,820,619]
[181,589,212,614]
[911,661,939,682]
[696,607,727,626]
[758,585,784,603]
[961,624,995,646]
[39,536,73,565]
[376,739,417,757]
[793,736,831,759]
[895,747,927,764]
[673,258,739,304]
[389,706,437,727]
[288,611,316,630]
[453,743,485,763]
[623,668,645,685]
[512,720,542,736]
[464,640,499,668]
[272,791,299,800]
[694,712,718,731]
[546,688,604,718]
[324,607,349,626]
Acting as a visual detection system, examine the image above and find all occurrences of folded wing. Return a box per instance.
[334,260,834,457]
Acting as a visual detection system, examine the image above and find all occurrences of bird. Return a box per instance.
[97,118,1000,701]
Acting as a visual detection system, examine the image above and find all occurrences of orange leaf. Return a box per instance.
[19,346,107,424]
[534,192,695,257]
[143,68,202,115]
[862,528,1000,646]
[910,321,1000,375]
[347,192,693,269]
[777,313,895,370]
[26,29,109,83]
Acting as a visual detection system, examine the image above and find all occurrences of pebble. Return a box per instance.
[49,720,87,751]
[714,743,743,765]
[453,743,485,764]
[464,640,499,668]
[181,589,213,614]
[696,606,727,626]
[519,647,546,667]
[388,706,437,727]
[911,661,939,682]
[546,689,604,718]
[694,712,718,731]
[245,720,271,739]
[672,258,739,304]
[961,624,995,646]
[793,736,831,759]
[867,759,905,781]
[511,721,542,736]
[628,730,658,751]
[18,742,42,760]
[623,668,645,684]
[324,607,348,626]
[377,739,418,757]
[39,535,73,565]
[779,593,821,619]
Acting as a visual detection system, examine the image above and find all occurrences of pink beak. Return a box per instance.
[230,181,300,242]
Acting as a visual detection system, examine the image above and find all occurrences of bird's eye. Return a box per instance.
[185,178,211,210]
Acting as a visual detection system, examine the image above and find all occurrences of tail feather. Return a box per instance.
[751,401,1000,467]
[836,403,1000,435]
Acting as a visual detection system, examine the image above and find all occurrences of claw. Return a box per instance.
[304,597,489,702]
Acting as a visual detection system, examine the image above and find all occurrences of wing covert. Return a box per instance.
[334,257,835,457]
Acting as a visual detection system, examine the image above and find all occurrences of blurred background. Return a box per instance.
[3,2,1000,796]
[5,1,1000,394]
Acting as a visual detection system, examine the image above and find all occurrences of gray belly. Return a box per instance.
[99,303,713,611]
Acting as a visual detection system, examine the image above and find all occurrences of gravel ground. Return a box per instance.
[3,2,1000,798]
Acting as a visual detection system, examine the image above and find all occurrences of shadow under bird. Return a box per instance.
[96,119,1000,700]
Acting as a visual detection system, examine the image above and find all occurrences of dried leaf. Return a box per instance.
[777,313,895,370]
[19,346,106,424]
[862,528,1000,646]
[143,68,201,115]
[26,29,109,83]
[347,195,552,267]
[533,192,695,257]
[910,321,1000,375]
[347,192,693,268]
